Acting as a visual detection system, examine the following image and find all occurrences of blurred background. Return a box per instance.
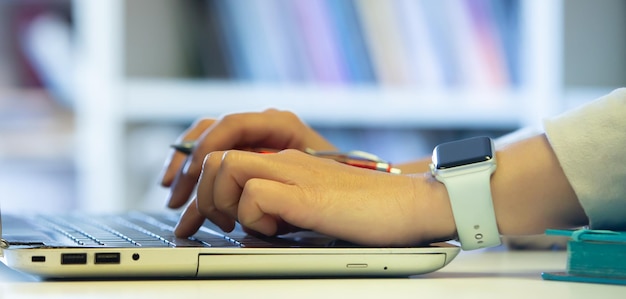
[1,0,625,214]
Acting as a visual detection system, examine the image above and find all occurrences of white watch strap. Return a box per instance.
[440,169,501,250]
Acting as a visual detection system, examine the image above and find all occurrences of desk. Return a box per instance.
[1,248,624,298]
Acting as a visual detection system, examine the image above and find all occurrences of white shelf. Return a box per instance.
[124,79,533,128]
[0,88,74,160]
[563,87,618,110]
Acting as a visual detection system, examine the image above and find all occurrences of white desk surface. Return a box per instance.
[1,248,624,299]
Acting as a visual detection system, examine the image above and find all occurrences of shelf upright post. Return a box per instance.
[73,0,126,212]
[520,0,564,127]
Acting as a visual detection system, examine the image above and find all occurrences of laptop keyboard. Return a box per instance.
[37,212,243,248]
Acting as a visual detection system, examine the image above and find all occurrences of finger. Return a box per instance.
[196,151,236,232]
[168,112,297,208]
[211,150,315,235]
[174,198,207,237]
[191,110,333,157]
[211,151,244,220]
[166,156,201,209]
[160,118,216,186]
[210,150,273,221]
[167,110,335,208]
[238,178,310,236]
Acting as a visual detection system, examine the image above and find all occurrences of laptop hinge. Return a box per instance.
[0,202,7,250]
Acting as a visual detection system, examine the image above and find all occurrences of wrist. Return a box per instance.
[407,173,457,245]
[429,136,501,250]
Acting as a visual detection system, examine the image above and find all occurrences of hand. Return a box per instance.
[160,109,337,210]
[174,149,457,247]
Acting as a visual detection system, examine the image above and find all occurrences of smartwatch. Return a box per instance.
[429,136,501,250]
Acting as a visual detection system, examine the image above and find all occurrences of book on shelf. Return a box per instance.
[354,0,412,86]
[292,0,348,83]
[464,0,509,87]
[190,0,522,89]
[197,0,231,79]
[325,0,376,84]
[394,0,445,88]
[542,228,626,285]
[489,0,521,87]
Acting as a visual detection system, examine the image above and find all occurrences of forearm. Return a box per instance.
[490,133,588,235]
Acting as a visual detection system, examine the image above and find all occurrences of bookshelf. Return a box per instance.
[0,0,77,213]
[70,0,593,211]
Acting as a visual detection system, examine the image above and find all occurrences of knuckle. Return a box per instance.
[263,109,298,121]
[214,196,237,216]
[241,178,263,198]
[217,113,240,127]
[262,108,280,113]
[192,117,215,128]
[195,197,213,216]
[213,197,230,212]
[202,151,221,169]
[219,150,242,170]
[278,110,299,121]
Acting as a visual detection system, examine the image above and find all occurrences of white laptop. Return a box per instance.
[0,210,459,279]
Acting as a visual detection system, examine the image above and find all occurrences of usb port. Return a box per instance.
[61,253,87,265]
[95,253,120,264]
[31,256,46,263]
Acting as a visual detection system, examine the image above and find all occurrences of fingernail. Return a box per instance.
[165,190,175,208]
[158,154,175,185]
[173,216,183,231]
[182,156,193,175]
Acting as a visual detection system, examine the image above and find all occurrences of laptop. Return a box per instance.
[0,210,459,279]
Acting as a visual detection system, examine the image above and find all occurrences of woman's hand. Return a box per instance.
[174,149,457,247]
[161,108,456,246]
[160,109,337,210]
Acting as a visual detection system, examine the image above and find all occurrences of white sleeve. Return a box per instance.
[543,88,626,230]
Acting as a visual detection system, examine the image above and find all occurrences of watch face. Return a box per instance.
[433,136,494,169]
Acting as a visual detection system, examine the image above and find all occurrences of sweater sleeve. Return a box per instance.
[543,88,626,230]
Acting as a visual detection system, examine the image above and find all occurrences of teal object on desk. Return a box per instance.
[542,228,626,285]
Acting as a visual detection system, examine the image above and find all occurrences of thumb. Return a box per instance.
[237,178,314,236]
